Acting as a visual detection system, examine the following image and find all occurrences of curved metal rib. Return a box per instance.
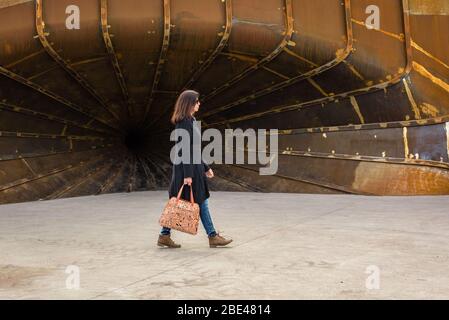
[200,0,354,119]
[201,0,294,103]
[0,66,122,134]
[280,150,449,171]
[144,0,234,130]
[0,149,112,193]
[0,101,113,136]
[181,0,233,91]
[204,0,413,128]
[276,113,449,135]
[35,0,122,125]
[100,0,132,120]
[229,163,360,194]
[142,0,171,124]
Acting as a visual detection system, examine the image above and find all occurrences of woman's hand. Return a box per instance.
[184,177,192,185]
[205,168,214,179]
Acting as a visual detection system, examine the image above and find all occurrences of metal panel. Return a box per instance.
[1,0,449,204]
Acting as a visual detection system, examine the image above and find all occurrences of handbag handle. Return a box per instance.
[176,183,195,204]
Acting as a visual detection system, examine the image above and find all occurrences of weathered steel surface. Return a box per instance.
[0,0,448,204]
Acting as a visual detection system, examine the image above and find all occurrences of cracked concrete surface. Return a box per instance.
[0,191,448,299]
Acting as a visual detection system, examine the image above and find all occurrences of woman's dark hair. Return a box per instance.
[170,90,199,124]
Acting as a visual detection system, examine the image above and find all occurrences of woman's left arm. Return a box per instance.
[202,160,210,172]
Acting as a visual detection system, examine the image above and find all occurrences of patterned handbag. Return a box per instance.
[159,183,200,235]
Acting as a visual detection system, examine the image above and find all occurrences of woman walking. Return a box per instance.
[157,90,233,248]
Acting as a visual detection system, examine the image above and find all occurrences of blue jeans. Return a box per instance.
[160,198,217,237]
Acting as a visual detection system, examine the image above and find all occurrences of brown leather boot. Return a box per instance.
[157,234,181,248]
[209,233,233,248]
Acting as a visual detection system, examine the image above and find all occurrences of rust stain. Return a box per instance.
[352,162,449,195]
[409,0,449,15]
[411,39,449,71]
[413,61,449,93]
[420,103,440,117]
[220,52,258,63]
[279,129,292,135]
[0,0,32,8]
[351,18,404,42]
[3,42,12,55]
[403,78,422,119]
[350,96,365,124]
[403,127,410,159]
[335,48,346,60]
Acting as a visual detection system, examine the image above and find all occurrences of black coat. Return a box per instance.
[168,116,211,204]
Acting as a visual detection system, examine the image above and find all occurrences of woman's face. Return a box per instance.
[192,98,200,114]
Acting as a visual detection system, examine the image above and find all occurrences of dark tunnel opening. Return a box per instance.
[123,127,149,156]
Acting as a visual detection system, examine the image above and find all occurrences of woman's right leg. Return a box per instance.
[199,199,217,237]
[160,227,171,235]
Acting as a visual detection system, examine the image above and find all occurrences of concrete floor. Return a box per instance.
[0,191,448,299]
